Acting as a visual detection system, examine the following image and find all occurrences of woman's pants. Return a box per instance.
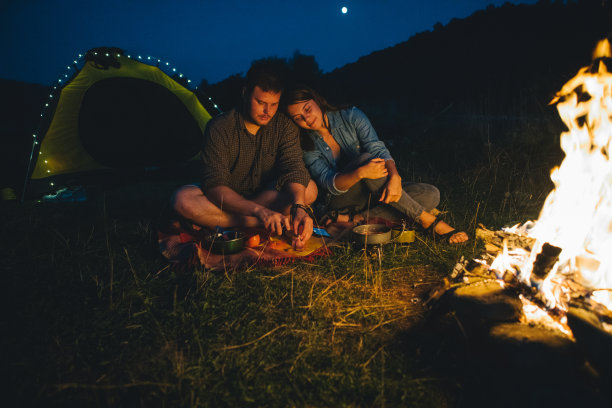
[326,153,440,221]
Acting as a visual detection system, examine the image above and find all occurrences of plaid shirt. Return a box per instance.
[200,109,310,197]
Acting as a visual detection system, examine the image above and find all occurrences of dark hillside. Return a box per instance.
[313,1,612,178]
[323,1,611,115]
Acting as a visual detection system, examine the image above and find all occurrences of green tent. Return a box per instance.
[24,47,217,198]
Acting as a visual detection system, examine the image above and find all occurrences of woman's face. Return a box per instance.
[286,99,324,130]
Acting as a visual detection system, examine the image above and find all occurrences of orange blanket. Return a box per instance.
[158,222,336,269]
[158,217,400,270]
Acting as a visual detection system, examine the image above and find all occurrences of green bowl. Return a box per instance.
[203,231,245,254]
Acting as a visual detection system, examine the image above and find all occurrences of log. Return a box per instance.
[532,242,562,280]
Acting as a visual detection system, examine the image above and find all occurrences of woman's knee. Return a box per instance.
[364,176,387,192]
[422,185,440,210]
[403,183,440,211]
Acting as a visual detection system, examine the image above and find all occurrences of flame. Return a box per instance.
[491,39,612,312]
[593,38,611,60]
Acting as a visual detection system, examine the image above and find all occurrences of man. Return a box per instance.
[172,60,317,250]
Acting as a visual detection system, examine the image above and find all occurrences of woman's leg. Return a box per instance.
[401,183,440,212]
[362,178,436,220]
[325,152,377,214]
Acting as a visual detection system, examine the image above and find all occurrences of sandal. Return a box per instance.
[423,218,468,245]
[318,209,339,226]
[318,206,361,226]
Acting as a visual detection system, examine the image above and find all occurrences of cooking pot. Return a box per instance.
[203,231,245,254]
[352,224,392,245]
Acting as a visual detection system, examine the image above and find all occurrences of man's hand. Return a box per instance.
[291,206,314,251]
[357,158,388,180]
[379,174,402,203]
[254,207,289,236]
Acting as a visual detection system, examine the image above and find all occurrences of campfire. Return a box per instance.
[436,40,612,390]
[472,38,612,325]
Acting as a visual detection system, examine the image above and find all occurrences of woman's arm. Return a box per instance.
[333,158,388,191]
[303,150,347,195]
[379,159,403,203]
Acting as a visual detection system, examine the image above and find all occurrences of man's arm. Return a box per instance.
[206,185,289,235]
[284,182,313,250]
[274,117,311,190]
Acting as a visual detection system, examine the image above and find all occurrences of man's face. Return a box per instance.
[245,85,281,127]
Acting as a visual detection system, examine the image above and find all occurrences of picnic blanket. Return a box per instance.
[158,220,332,269]
[158,217,402,269]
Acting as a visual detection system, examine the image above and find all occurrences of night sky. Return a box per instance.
[2,0,538,86]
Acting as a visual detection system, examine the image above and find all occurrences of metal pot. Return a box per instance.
[203,231,245,254]
[352,224,392,245]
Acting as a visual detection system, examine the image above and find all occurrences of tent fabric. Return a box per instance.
[31,53,212,180]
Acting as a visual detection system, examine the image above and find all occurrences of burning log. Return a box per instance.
[531,242,562,281]
[476,224,536,255]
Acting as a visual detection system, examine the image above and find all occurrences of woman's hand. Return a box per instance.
[357,158,388,180]
[380,175,402,203]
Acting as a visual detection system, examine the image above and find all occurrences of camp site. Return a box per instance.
[2,1,612,406]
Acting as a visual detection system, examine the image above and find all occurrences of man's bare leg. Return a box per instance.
[171,185,260,229]
[252,180,318,214]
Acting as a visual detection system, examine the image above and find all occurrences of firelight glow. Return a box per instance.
[493,39,612,312]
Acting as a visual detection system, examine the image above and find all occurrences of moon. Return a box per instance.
[341,6,348,14]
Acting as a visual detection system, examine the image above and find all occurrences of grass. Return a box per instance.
[2,113,563,406]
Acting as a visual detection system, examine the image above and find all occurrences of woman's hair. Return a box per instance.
[282,85,338,114]
[281,85,339,151]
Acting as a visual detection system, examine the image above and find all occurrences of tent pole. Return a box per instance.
[21,138,38,203]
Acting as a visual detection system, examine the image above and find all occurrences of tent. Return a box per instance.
[23,47,218,199]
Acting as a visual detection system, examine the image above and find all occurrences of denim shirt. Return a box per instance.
[303,107,393,195]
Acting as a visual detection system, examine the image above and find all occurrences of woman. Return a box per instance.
[282,86,468,244]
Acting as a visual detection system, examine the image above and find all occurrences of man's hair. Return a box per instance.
[244,58,287,97]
